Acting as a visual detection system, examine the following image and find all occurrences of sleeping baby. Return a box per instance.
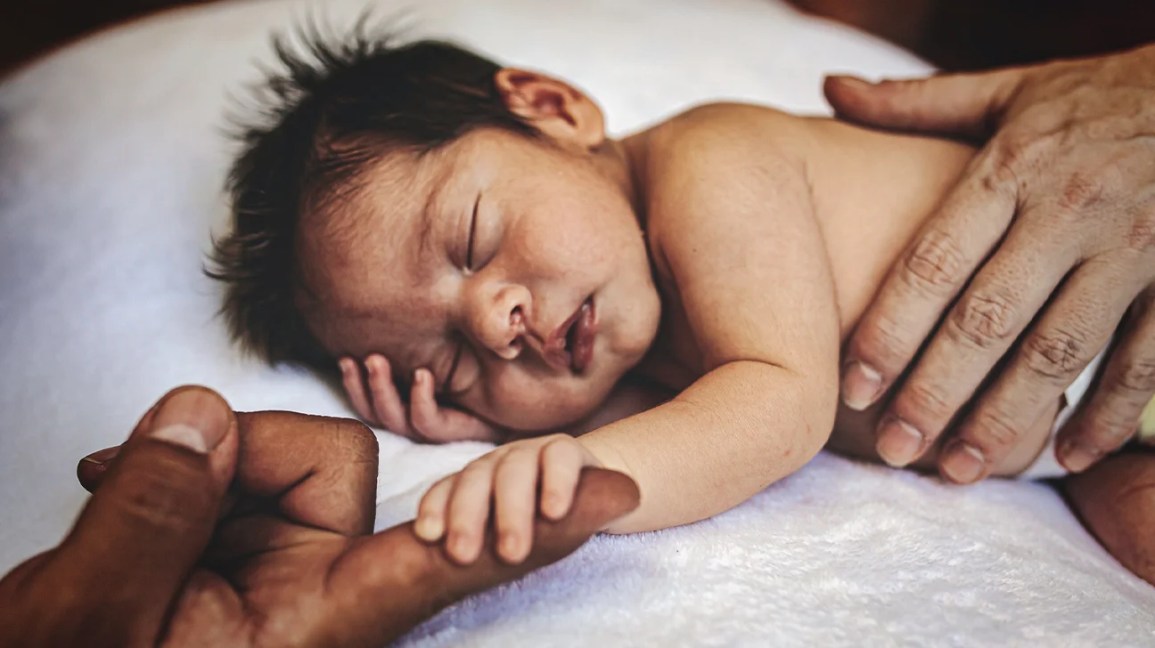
[209,31,1154,582]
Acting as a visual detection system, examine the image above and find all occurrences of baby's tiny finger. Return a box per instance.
[340,357,375,423]
[408,369,444,441]
[415,477,453,542]
[493,447,541,563]
[446,460,497,565]
[540,437,584,520]
[366,355,411,437]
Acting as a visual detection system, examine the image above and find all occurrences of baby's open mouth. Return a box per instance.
[564,297,596,374]
[546,297,597,374]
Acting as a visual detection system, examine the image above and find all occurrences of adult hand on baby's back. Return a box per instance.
[824,43,1155,482]
[340,354,507,443]
[0,386,639,647]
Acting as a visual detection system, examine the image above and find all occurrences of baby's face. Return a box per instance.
[299,128,661,432]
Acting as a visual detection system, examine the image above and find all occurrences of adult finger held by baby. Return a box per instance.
[327,469,641,647]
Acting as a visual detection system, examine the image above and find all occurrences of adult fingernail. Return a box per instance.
[830,75,871,89]
[842,361,883,411]
[940,441,986,483]
[876,417,924,467]
[80,446,120,466]
[150,389,229,454]
[1059,440,1102,474]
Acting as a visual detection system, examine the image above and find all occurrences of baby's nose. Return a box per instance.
[474,284,531,360]
[492,306,526,360]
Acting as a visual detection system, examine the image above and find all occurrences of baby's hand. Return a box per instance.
[414,434,603,564]
[338,354,504,444]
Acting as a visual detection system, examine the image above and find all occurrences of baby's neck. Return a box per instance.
[591,132,653,234]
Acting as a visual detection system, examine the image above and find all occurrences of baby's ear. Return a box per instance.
[494,68,606,149]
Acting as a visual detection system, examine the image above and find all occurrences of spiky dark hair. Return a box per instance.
[206,21,536,373]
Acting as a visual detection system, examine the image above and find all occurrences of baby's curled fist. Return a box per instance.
[414,434,603,564]
[339,353,506,443]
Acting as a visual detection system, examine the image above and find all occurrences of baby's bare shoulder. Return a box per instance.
[640,103,816,206]
[645,102,813,164]
[639,103,817,241]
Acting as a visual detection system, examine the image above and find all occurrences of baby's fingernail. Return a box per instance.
[415,515,444,541]
[541,494,563,520]
[150,389,229,454]
[842,361,883,411]
[449,533,475,563]
[1059,440,1102,474]
[500,532,522,562]
[940,441,986,483]
[875,417,924,467]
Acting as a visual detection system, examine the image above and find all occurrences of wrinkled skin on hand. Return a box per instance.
[0,386,639,647]
[825,43,1155,483]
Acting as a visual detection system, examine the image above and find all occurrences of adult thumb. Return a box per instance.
[823,68,1023,138]
[53,386,239,641]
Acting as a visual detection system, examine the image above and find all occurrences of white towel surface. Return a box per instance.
[1,0,1152,645]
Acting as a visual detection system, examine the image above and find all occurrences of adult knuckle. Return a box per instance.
[1082,408,1137,446]
[970,406,1023,449]
[901,228,968,294]
[984,135,1030,190]
[1022,328,1092,382]
[1116,357,1155,395]
[111,458,209,535]
[328,418,378,461]
[901,381,952,422]
[949,290,1019,349]
[1128,206,1155,252]
[856,313,910,366]
[1057,171,1107,212]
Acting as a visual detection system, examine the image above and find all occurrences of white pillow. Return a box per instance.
[2,0,1152,644]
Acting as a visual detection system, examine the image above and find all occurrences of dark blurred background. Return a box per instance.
[2,0,1155,76]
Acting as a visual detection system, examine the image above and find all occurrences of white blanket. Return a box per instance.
[1,0,1152,644]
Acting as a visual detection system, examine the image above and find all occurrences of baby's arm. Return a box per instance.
[582,106,841,532]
